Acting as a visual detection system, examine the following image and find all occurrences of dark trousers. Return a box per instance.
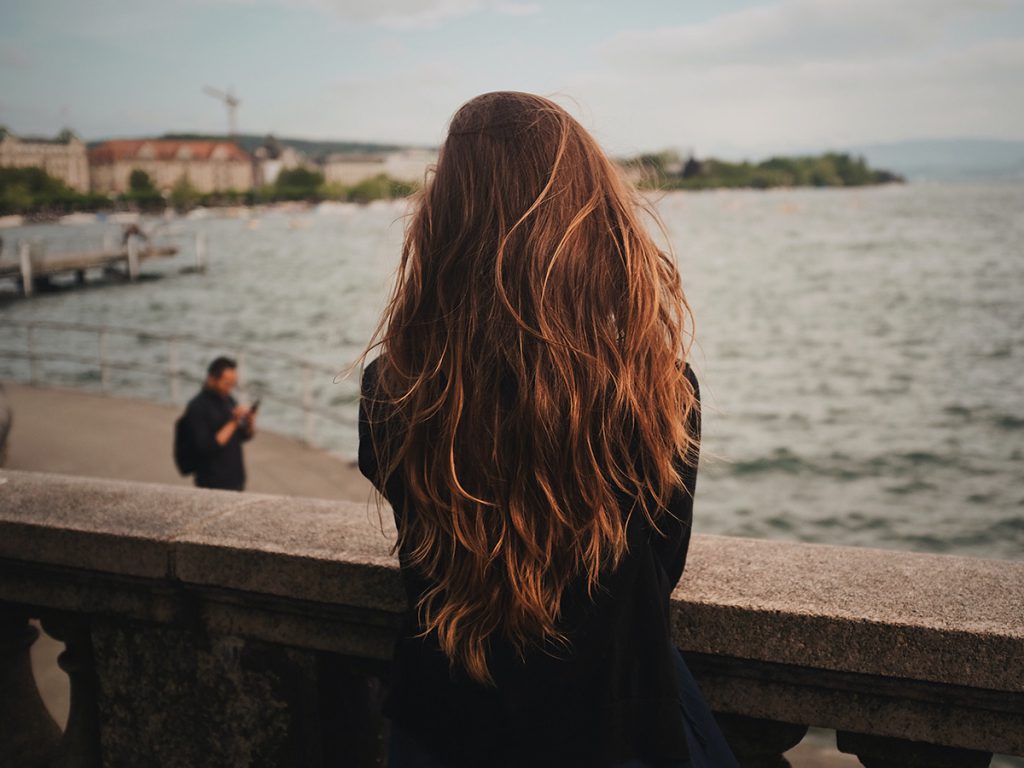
[384,645,729,767]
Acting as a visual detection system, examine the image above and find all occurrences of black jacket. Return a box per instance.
[184,386,251,491]
[358,357,701,767]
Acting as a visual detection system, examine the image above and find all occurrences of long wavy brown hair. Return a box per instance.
[353,91,699,687]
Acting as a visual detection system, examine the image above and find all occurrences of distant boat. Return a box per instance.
[60,212,97,225]
[315,201,358,216]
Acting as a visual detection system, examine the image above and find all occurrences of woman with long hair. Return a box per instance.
[355,91,739,768]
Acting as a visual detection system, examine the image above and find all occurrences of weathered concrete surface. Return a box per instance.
[0,471,251,578]
[1,382,373,502]
[0,470,400,610]
[175,494,402,610]
[4,468,1022,694]
[90,616,324,767]
[677,534,1024,693]
[4,470,1022,762]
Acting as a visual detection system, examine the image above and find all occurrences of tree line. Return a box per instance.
[0,166,418,218]
[624,150,905,190]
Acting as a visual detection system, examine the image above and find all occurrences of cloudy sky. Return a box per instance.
[2,0,1022,158]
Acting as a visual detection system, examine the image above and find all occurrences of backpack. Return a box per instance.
[173,410,198,476]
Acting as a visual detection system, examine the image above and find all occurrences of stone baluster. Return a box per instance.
[39,611,102,768]
[0,607,62,768]
[713,712,809,767]
[836,730,993,768]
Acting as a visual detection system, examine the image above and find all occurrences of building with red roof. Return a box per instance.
[88,139,253,195]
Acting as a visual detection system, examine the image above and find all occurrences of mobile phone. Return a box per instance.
[250,398,261,413]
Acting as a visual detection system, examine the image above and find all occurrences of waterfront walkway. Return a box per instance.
[2,382,372,501]
[3,382,857,767]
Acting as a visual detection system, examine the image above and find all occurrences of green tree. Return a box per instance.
[129,169,156,194]
[0,167,112,215]
[633,150,903,191]
[346,174,417,204]
[274,167,325,200]
[170,175,200,212]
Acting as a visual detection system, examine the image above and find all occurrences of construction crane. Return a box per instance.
[203,86,241,138]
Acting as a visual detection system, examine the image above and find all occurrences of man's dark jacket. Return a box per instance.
[184,386,251,491]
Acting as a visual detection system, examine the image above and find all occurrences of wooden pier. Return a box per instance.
[0,234,202,296]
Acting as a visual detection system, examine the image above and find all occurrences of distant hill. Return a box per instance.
[86,132,429,159]
[847,138,1024,181]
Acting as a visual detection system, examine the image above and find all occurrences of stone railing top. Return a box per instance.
[1,469,1022,694]
[0,469,405,612]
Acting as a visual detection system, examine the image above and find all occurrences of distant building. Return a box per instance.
[322,148,437,187]
[88,139,253,195]
[0,127,90,192]
[253,135,304,187]
[322,153,388,187]
[381,148,437,186]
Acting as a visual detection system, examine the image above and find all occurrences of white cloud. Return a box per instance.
[568,31,1024,157]
[574,0,1024,155]
[213,0,537,27]
[0,45,32,71]
[293,0,478,27]
[603,0,1007,68]
[493,2,542,16]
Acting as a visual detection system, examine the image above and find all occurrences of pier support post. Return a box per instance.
[127,235,140,281]
[19,241,33,297]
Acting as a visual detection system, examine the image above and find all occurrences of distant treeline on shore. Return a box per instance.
[624,150,905,190]
[0,166,416,219]
[2,149,908,219]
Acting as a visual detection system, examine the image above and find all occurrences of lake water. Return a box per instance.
[1,181,1022,561]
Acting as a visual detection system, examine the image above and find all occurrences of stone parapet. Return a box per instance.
[1,469,1021,766]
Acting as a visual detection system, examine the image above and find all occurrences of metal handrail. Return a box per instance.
[0,319,361,447]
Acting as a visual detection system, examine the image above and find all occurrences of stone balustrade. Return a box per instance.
[1,469,1021,767]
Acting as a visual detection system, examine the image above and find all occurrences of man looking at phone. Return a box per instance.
[183,356,257,491]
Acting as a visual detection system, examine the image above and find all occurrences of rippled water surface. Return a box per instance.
[2,182,1022,560]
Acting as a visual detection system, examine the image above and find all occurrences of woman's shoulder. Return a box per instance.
[358,354,385,403]
[674,359,699,401]
[361,356,381,389]
[683,361,699,397]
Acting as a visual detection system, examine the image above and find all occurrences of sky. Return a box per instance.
[2,0,1023,159]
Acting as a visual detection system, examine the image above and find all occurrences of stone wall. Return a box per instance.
[1,469,1021,766]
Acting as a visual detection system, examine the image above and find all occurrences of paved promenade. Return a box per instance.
[2,382,374,502]
[3,382,854,767]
